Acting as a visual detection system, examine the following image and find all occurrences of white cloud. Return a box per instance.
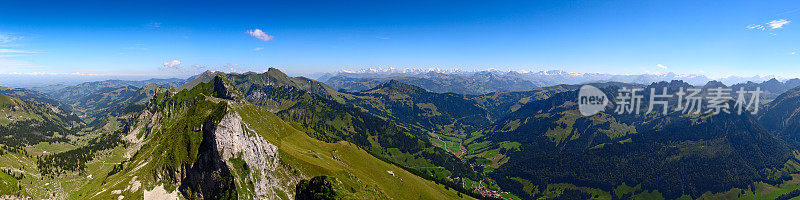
[163,60,181,69]
[192,64,205,69]
[767,19,790,29]
[656,64,667,69]
[253,47,264,51]
[246,29,274,41]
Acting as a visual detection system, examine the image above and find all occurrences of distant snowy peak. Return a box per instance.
[531,70,583,76]
[339,67,464,75]
[334,68,786,86]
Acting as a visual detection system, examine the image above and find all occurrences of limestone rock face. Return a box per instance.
[213,110,300,199]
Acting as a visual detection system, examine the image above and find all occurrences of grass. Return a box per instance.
[0,139,128,199]
[228,155,256,199]
[236,103,473,200]
[27,142,76,155]
[430,133,465,156]
[0,119,127,199]
[0,169,22,196]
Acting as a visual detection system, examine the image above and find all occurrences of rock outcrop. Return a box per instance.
[213,109,300,199]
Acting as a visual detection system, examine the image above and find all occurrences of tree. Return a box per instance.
[295,176,337,200]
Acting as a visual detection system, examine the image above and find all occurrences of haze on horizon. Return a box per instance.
[1,0,799,81]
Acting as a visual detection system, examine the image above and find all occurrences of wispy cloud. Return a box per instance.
[0,33,38,53]
[656,64,667,69]
[747,19,791,36]
[0,34,22,45]
[767,19,790,29]
[746,24,766,30]
[253,47,264,51]
[192,64,205,69]
[747,19,791,32]
[0,49,39,53]
[246,29,274,41]
[0,33,42,72]
[0,54,26,58]
[147,22,162,28]
[0,59,41,74]
[162,60,181,69]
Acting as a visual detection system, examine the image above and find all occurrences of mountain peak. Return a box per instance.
[366,79,424,94]
[702,80,727,89]
[142,83,162,93]
[382,79,412,88]
[766,78,780,83]
[763,78,783,87]
[267,67,286,76]
[263,68,295,86]
[176,71,222,92]
[644,80,694,92]
[212,75,237,100]
[385,79,403,85]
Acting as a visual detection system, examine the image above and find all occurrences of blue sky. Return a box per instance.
[0,0,799,79]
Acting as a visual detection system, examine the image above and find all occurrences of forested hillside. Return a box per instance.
[0,94,82,147]
[473,82,800,199]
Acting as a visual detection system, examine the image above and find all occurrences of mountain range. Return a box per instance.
[323,69,798,96]
[3,68,800,199]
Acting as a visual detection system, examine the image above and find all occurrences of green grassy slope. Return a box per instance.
[0,169,24,196]
[231,70,480,180]
[68,74,473,200]
[236,103,472,200]
[232,69,526,198]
